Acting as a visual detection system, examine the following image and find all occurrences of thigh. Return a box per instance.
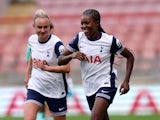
[26,89,45,107]
[44,102,52,118]
[96,87,117,104]
[25,89,45,120]
[86,93,96,110]
[24,102,40,120]
[91,87,117,120]
[46,97,67,117]
[86,87,117,111]
[91,97,110,120]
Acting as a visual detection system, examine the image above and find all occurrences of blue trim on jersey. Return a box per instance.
[55,41,63,58]
[110,36,123,87]
[110,72,116,88]
[110,37,117,88]
[68,34,79,51]
[110,36,123,75]
[55,41,68,96]
[110,36,116,75]
[62,73,68,95]
[111,36,123,54]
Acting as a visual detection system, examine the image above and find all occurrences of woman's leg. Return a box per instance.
[91,97,110,120]
[24,102,41,120]
[36,105,45,120]
[44,103,54,120]
[46,97,67,120]
[54,115,66,120]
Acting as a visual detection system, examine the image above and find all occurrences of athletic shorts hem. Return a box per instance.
[25,100,43,107]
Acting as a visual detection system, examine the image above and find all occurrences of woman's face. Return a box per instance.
[81,15,99,39]
[34,17,51,42]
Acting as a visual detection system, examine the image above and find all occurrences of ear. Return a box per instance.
[96,21,100,27]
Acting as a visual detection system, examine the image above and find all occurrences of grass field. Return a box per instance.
[0,114,160,120]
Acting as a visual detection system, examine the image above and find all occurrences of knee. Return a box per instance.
[91,111,102,120]
[91,111,109,120]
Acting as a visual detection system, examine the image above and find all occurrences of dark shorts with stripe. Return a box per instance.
[26,89,67,116]
[86,87,117,110]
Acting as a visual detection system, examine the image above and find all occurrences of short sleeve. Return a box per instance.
[110,36,125,55]
[67,34,79,52]
[55,41,65,58]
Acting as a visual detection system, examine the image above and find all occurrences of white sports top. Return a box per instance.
[28,34,67,98]
[67,32,125,96]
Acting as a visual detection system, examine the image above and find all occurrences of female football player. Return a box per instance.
[24,9,70,120]
[58,9,134,120]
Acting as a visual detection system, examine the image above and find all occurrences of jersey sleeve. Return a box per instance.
[110,36,125,55]
[55,41,65,58]
[67,34,79,52]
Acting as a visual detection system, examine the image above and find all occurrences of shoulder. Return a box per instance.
[78,32,86,39]
[28,34,38,42]
[28,34,38,40]
[102,32,113,41]
[50,34,62,43]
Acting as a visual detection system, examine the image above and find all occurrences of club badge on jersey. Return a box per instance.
[59,45,65,54]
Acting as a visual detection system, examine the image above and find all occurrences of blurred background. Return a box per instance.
[0,0,160,117]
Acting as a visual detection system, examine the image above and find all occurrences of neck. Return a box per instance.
[88,31,101,41]
[38,34,51,43]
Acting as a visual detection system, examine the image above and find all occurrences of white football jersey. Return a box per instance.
[67,32,125,96]
[28,34,67,98]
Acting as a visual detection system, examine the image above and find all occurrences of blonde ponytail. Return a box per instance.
[33,9,53,28]
[33,9,49,23]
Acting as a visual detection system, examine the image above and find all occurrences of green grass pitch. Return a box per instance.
[0,114,160,120]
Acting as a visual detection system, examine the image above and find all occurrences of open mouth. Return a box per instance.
[40,33,45,36]
[83,29,89,35]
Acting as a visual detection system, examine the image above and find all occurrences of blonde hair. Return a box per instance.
[34,9,49,21]
[33,9,53,28]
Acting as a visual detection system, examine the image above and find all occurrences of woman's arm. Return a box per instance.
[58,49,88,65]
[58,49,74,65]
[33,60,70,73]
[119,47,135,95]
[24,57,32,89]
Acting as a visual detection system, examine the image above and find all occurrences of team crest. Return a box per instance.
[47,51,50,57]
[59,45,65,54]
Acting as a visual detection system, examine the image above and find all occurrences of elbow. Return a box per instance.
[66,70,70,73]
[58,60,62,66]
[58,57,64,65]
[127,51,135,64]
[62,68,70,73]
[66,66,70,73]
[58,61,61,66]
[62,64,70,73]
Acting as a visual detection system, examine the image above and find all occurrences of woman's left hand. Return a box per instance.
[119,81,130,95]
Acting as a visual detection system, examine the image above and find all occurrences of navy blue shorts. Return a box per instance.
[26,89,67,116]
[86,87,117,110]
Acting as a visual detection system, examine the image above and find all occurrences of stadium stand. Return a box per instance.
[0,1,35,73]
[0,0,160,85]
[36,0,160,70]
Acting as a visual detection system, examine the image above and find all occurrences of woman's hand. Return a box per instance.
[33,60,45,70]
[119,81,130,95]
[72,52,88,61]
